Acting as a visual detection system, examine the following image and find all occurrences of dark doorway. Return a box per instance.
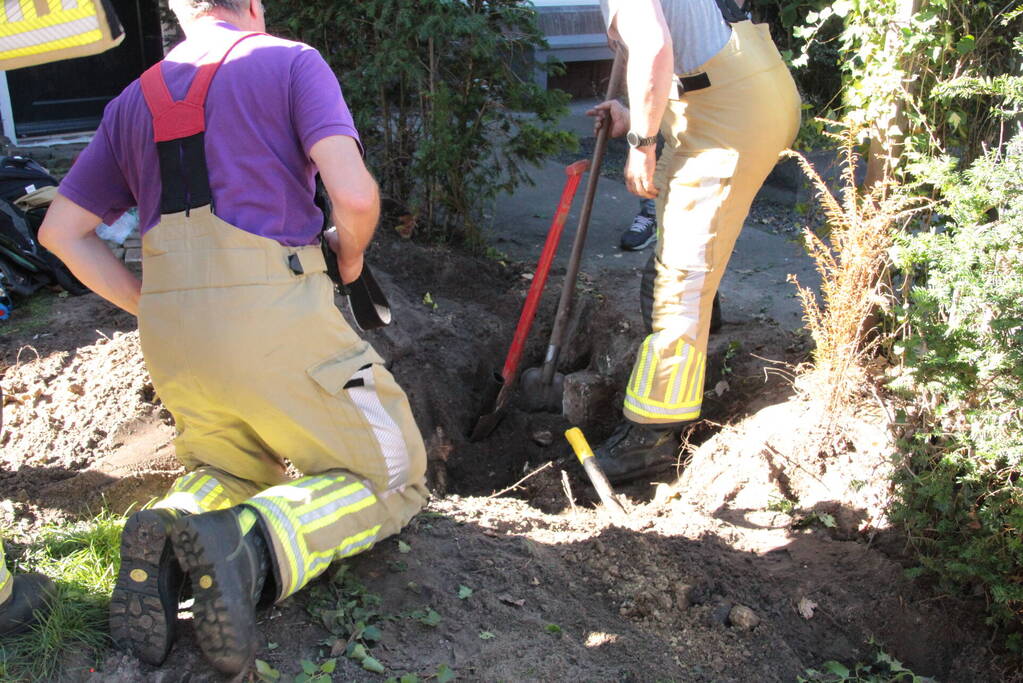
[6,0,163,138]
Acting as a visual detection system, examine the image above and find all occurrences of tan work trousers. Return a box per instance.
[139,207,428,601]
[0,539,10,605]
[624,20,801,425]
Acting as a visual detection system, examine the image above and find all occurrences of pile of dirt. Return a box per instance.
[0,225,1014,681]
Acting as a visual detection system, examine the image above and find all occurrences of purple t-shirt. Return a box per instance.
[60,21,360,246]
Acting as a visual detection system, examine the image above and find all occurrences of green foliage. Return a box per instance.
[800,643,934,682]
[306,564,389,669]
[889,130,1023,647]
[789,0,1021,165]
[267,0,574,250]
[0,512,125,681]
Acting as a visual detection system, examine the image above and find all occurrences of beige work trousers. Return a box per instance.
[624,20,801,425]
[0,539,10,605]
[139,207,427,600]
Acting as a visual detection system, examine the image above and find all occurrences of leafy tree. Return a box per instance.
[267,0,574,249]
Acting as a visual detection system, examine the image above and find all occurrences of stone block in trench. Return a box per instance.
[562,369,616,429]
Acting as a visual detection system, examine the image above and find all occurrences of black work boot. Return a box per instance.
[594,421,683,484]
[0,572,56,637]
[172,507,270,675]
[110,508,187,665]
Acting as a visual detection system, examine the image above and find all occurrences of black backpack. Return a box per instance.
[0,156,57,203]
[0,156,87,301]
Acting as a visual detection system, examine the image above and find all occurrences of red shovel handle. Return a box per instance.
[500,160,590,384]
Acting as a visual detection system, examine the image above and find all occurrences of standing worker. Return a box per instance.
[0,0,125,641]
[0,397,56,637]
[38,0,427,674]
[589,0,800,481]
[0,540,54,636]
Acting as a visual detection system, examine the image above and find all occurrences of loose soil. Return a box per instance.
[0,203,1013,682]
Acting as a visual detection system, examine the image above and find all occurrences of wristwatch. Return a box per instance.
[626,131,657,149]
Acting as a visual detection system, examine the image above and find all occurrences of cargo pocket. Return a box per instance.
[306,342,392,490]
[306,342,380,396]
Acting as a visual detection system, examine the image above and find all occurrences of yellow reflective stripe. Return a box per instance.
[665,338,686,404]
[689,352,707,403]
[199,485,230,511]
[295,482,364,517]
[157,492,205,514]
[186,474,210,495]
[670,341,696,403]
[641,337,659,399]
[0,27,100,58]
[306,525,381,569]
[247,498,304,598]
[301,493,377,535]
[0,543,11,605]
[626,385,702,410]
[0,571,11,606]
[297,476,341,491]
[631,336,651,395]
[0,4,100,35]
[626,403,701,421]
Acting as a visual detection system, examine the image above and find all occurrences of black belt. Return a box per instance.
[677,72,712,93]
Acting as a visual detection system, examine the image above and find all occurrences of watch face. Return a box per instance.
[627,131,639,147]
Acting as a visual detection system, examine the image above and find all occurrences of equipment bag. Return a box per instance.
[0,202,88,298]
[0,156,58,204]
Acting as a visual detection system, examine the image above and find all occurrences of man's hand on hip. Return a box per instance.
[626,146,658,199]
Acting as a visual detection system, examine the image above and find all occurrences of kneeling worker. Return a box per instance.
[39,0,427,674]
[589,0,800,480]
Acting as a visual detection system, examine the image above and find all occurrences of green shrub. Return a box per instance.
[890,133,1023,650]
[267,0,574,249]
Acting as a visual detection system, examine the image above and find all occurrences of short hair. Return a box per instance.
[169,0,249,21]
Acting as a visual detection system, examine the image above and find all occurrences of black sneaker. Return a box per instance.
[620,213,657,251]
[172,508,270,675]
[109,508,186,665]
[0,573,56,637]
[594,421,682,483]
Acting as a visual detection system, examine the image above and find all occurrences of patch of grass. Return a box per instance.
[2,289,59,337]
[0,511,125,681]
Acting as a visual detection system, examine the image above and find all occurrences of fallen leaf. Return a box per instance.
[714,380,730,397]
[498,593,525,607]
[798,597,818,620]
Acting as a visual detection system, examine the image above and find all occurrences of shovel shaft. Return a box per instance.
[500,160,590,388]
[565,427,628,520]
[471,160,591,440]
[540,49,626,386]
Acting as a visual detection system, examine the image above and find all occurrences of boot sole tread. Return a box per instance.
[172,518,254,675]
[109,511,180,666]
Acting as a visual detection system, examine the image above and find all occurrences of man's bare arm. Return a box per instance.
[310,135,380,284]
[611,0,674,198]
[37,194,142,315]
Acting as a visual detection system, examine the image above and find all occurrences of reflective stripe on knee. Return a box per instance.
[0,544,11,606]
[625,335,705,423]
[157,471,233,514]
[247,473,381,600]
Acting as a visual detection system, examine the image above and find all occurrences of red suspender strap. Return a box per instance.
[140,32,264,143]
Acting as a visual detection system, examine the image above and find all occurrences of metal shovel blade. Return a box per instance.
[519,365,564,414]
[469,371,506,441]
